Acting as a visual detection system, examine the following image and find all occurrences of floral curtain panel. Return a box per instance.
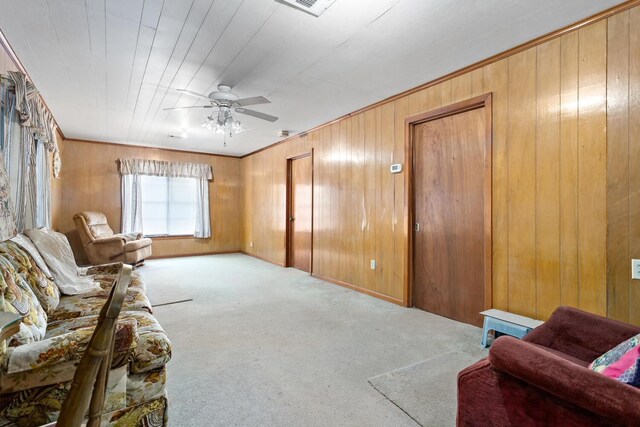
[118,158,213,238]
[0,71,60,231]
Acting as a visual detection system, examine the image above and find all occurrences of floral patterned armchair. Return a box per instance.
[0,238,171,426]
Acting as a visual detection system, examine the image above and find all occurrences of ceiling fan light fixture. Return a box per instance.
[202,112,245,136]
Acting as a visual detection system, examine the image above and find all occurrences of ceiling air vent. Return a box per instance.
[278,0,337,17]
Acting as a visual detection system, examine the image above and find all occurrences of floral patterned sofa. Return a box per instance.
[0,237,172,426]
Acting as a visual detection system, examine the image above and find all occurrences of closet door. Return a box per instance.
[413,107,487,327]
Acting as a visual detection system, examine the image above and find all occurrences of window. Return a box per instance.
[141,175,198,236]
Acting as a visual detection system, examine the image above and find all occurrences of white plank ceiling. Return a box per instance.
[0,0,623,156]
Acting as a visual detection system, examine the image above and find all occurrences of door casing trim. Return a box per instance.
[285,150,314,273]
[404,93,493,311]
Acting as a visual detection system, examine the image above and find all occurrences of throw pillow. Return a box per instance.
[23,228,101,295]
[589,333,640,387]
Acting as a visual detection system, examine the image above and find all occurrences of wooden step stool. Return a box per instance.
[480,309,544,348]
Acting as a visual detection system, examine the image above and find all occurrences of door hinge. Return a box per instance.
[414,223,420,232]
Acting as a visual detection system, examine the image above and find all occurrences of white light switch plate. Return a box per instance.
[632,259,640,280]
[370,259,376,270]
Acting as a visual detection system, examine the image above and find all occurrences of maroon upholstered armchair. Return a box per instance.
[457,306,640,427]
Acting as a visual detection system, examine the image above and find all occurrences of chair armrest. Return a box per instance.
[523,306,640,362]
[88,237,126,261]
[114,233,143,242]
[489,336,640,424]
[91,236,126,246]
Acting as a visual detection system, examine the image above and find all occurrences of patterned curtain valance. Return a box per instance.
[118,158,213,180]
[1,71,61,178]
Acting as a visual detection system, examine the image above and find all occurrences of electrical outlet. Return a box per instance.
[250,242,254,248]
[632,259,640,280]
[370,259,376,270]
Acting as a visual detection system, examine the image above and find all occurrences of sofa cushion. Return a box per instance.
[50,287,151,322]
[49,264,151,321]
[47,311,171,374]
[590,333,640,387]
[0,257,47,345]
[6,319,137,375]
[0,241,60,314]
[24,228,101,295]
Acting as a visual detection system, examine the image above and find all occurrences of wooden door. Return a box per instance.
[288,154,313,272]
[413,107,488,326]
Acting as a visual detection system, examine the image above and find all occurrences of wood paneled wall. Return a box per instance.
[606,8,640,326]
[57,139,243,263]
[242,5,640,324]
[3,3,638,324]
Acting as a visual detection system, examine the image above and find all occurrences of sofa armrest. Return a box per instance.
[523,306,640,362]
[489,336,640,424]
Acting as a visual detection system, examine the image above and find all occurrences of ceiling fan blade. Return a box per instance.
[163,105,213,111]
[176,89,211,101]
[235,107,278,122]
[235,96,271,107]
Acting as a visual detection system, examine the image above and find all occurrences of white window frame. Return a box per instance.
[140,175,198,237]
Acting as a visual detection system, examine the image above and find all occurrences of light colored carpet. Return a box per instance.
[145,279,193,307]
[368,350,486,426]
[141,254,488,427]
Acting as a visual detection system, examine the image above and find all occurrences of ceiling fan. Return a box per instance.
[164,84,279,123]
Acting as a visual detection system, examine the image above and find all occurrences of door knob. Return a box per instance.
[289,217,295,222]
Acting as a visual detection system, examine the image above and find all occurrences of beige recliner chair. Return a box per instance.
[73,211,152,266]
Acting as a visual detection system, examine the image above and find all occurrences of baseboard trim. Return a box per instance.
[231,251,404,306]
[311,273,404,306]
[148,250,240,260]
[239,251,286,267]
